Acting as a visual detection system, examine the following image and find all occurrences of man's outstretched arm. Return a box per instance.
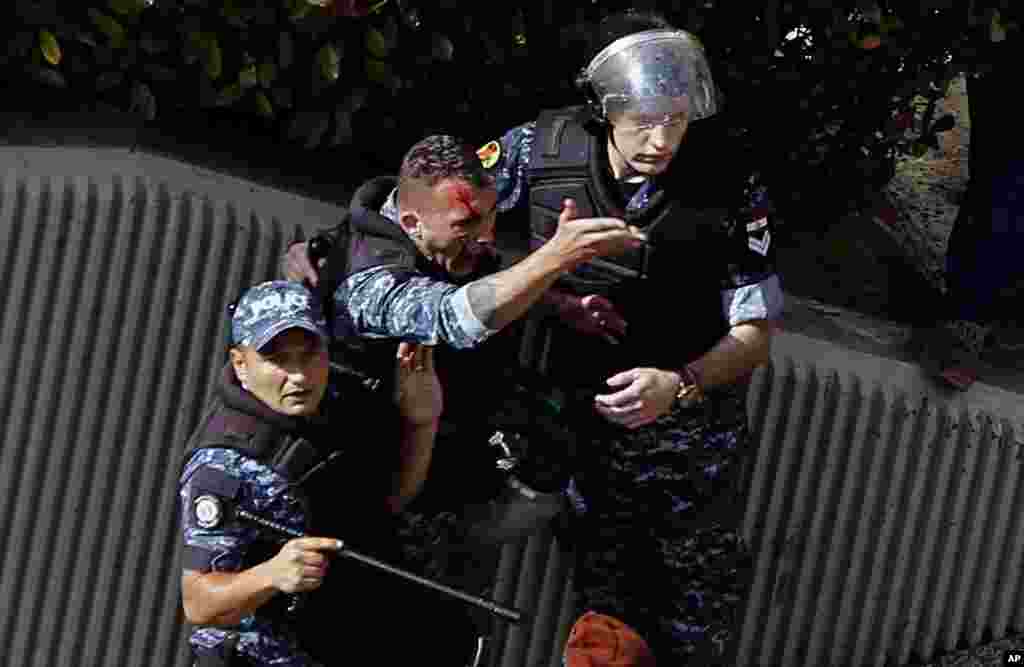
[339,200,645,348]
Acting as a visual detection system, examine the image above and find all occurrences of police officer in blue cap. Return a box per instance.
[178,280,453,666]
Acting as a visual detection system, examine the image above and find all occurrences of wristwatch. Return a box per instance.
[674,365,705,409]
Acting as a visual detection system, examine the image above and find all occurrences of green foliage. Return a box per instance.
[9,0,1023,222]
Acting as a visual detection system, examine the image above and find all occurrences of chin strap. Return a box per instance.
[605,128,659,218]
[606,127,653,186]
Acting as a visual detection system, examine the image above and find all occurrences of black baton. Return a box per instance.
[236,508,527,625]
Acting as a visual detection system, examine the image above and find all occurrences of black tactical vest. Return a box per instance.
[338,177,523,437]
[182,363,401,654]
[526,107,740,386]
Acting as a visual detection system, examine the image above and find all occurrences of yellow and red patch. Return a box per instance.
[477,140,501,169]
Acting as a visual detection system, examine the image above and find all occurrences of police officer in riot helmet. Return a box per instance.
[178,280,466,666]
[476,10,783,664]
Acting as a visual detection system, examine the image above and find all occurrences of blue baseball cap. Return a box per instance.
[230,281,328,351]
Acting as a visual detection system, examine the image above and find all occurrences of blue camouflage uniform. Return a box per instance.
[483,120,783,664]
[327,179,538,661]
[179,281,406,666]
[180,447,320,666]
[333,188,498,349]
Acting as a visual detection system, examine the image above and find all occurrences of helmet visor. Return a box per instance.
[585,29,718,122]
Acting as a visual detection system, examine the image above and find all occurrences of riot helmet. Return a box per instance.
[578,28,719,128]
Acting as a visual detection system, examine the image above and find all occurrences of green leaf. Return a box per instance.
[369,0,390,14]
[239,65,259,88]
[366,58,394,87]
[366,28,390,58]
[992,9,1008,42]
[317,43,340,81]
[214,82,245,106]
[108,0,146,16]
[879,15,903,33]
[546,397,563,415]
[221,0,249,29]
[255,92,274,117]
[201,33,223,80]
[258,63,277,87]
[88,9,126,49]
[910,141,929,157]
[39,29,61,65]
[289,0,312,20]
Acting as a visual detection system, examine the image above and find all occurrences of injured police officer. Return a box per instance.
[177,280,451,666]
[280,135,647,532]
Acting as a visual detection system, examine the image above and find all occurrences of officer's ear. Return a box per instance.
[398,210,421,237]
[229,346,249,387]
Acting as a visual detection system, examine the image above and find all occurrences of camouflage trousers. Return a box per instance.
[570,382,756,665]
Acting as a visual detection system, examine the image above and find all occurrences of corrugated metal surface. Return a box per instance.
[3,146,1024,667]
[737,334,1024,667]
[0,147,339,667]
[486,529,576,667]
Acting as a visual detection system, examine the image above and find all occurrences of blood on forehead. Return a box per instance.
[448,181,481,217]
[440,178,496,220]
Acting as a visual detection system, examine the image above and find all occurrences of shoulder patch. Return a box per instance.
[477,140,501,169]
[193,494,224,529]
[749,229,771,256]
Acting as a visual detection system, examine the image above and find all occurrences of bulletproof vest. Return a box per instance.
[527,107,735,383]
[339,177,521,434]
[182,364,400,639]
[331,178,583,524]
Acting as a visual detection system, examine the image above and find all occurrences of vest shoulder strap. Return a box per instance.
[186,402,320,484]
[528,107,593,185]
[347,206,419,276]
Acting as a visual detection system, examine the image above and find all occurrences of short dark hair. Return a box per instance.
[397,134,492,208]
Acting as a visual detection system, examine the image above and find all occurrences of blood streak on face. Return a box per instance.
[428,177,498,253]
[448,180,480,219]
